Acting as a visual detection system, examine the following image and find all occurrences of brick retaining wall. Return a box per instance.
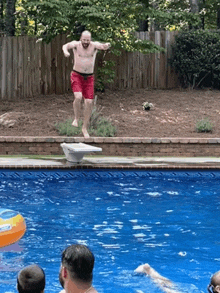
[1,137,220,157]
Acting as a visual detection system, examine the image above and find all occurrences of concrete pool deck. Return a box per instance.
[1,156,220,169]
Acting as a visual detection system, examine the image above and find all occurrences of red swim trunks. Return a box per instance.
[70,71,94,100]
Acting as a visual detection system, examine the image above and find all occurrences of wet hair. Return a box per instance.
[17,264,45,293]
[61,244,95,283]
[208,271,220,293]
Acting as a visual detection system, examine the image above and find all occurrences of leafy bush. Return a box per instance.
[142,102,154,111]
[55,119,83,136]
[195,118,213,133]
[95,60,116,92]
[170,30,220,89]
[55,107,117,137]
[93,117,117,137]
[90,106,117,137]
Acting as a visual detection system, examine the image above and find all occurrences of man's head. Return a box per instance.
[208,271,220,293]
[17,264,45,293]
[61,244,95,285]
[80,30,91,49]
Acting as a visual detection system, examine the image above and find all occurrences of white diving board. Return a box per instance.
[60,143,102,163]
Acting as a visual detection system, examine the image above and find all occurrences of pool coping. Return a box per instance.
[1,156,220,169]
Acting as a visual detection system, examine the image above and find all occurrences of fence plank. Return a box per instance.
[1,37,7,99]
[159,31,166,88]
[12,37,18,99]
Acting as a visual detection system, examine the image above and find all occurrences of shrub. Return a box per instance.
[90,105,117,137]
[55,107,117,137]
[142,102,154,111]
[93,117,117,137]
[170,30,220,89]
[55,119,83,136]
[195,118,213,133]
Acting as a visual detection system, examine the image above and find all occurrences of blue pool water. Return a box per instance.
[0,169,220,293]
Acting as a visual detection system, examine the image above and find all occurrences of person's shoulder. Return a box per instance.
[91,41,102,50]
[69,40,80,48]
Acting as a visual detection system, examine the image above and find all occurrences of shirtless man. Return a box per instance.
[135,263,220,293]
[62,30,110,138]
[59,244,98,293]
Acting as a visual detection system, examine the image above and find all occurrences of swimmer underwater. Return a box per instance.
[135,263,220,293]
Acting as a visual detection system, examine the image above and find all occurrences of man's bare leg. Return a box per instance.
[72,92,82,127]
[82,99,93,138]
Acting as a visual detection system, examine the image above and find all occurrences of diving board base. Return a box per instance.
[60,143,102,163]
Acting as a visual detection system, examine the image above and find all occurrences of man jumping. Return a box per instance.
[62,30,110,138]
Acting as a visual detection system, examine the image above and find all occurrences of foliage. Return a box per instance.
[92,117,117,137]
[155,0,220,30]
[55,106,117,137]
[196,118,213,133]
[144,3,201,31]
[90,105,117,136]
[95,59,116,92]
[170,30,220,89]
[3,0,220,37]
[142,101,154,110]
[55,119,83,136]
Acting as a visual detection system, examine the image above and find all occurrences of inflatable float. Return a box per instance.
[0,209,26,248]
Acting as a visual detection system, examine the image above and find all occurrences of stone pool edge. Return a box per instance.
[1,136,220,158]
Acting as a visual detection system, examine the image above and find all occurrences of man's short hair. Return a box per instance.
[61,244,95,283]
[17,264,45,293]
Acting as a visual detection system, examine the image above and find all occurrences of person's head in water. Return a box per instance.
[17,264,45,293]
[208,271,220,293]
[60,244,95,287]
[80,30,91,49]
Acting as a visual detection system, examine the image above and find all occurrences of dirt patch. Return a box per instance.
[1,89,220,137]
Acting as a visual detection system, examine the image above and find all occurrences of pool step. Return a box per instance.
[60,143,102,163]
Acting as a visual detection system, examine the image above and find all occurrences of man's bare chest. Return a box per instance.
[73,47,96,58]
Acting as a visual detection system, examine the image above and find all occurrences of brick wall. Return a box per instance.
[1,137,220,157]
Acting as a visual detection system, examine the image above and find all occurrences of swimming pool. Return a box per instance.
[0,169,220,293]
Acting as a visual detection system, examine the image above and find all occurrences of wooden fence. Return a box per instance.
[0,31,180,100]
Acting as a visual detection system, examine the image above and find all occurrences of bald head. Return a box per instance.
[81,30,91,38]
[17,264,45,293]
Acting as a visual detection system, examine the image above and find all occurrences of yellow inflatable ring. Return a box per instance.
[0,209,26,248]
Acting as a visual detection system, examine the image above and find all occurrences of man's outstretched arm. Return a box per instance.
[93,41,111,51]
[135,263,180,293]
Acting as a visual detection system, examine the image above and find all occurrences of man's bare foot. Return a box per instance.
[72,119,78,127]
[82,128,90,138]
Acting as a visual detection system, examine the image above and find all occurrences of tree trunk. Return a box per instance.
[217,8,220,29]
[189,0,200,14]
[5,0,15,36]
[137,0,149,31]
[0,0,5,33]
